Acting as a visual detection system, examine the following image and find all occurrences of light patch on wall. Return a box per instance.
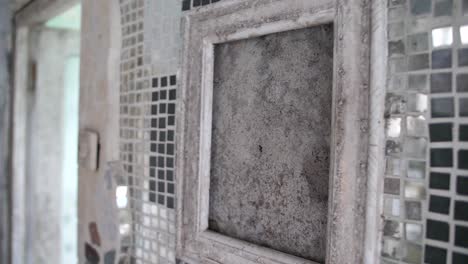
[431,27,453,47]
[116,186,128,209]
[460,25,468,44]
[45,4,81,30]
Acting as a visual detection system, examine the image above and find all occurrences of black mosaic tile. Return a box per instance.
[169,89,176,100]
[453,252,468,264]
[168,103,176,114]
[193,0,201,7]
[432,49,452,69]
[458,150,468,169]
[429,195,450,214]
[454,200,468,221]
[457,176,468,195]
[161,76,168,87]
[426,219,450,242]
[429,123,452,142]
[170,75,177,85]
[168,183,175,194]
[430,73,452,93]
[167,197,175,209]
[158,194,165,205]
[455,225,468,248]
[457,74,468,92]
[159,131,166,142]
[424,245,447,264]
[168,130,175,141]
[182,0,191,11]
[459,48,468,67]
[430,172,451,190]
[460,125,468,141]
[459,98,468,117]
[167,170,174,181]
[160,90,167,100]
[202,0,210,5]
[431,97,454,118]
[152,78,158,87]
[430,148,453,167]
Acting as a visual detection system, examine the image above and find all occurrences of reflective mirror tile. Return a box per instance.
[383,220,402,238]
[434,0,453,16]
[458,150,468,169]
[457,74,468,92]
[404,180,426,199]
[430,73,452,93]
[407,116,426,136]
[426,219,450,242]
[460,124,468,141]
[408,160,426,179]
[410,0,432,15]
[402,242,422,264]
[432,49,452,69]
[431,97,454,118]
[454,200,468,221]
[455,225,468,248]
[429,195,450,214]
[457,176,468,195]
[387,117,402,137]
[385,178,401,194]
[382,238,403,259]
[405,137,427,158]
[409,53,429,70]
[408,93,428,113]
[406,223,423,242]
[430,172,451,190]
[453,252,468,264]
[386,157,403,176]
[432,27,453,47]
[459,48,468,67]
[429,123,453,142]
[424,244,447,264]
[409,74,428,91]
[406,201,422,220]
[408,32,429,53]
[461,25,468,44]
[384,197,401,217]
[460,98,468,117]
[430,148,453,167]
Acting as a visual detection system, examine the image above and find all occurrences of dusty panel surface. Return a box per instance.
[209,25,334,262]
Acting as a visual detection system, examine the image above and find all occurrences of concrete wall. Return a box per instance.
[0,0,12,263]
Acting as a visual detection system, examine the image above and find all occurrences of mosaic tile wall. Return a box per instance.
[119,0,180,263]
[382,0,468,263]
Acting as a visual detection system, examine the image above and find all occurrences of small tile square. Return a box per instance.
[407,32,429,53]
[410,0,431,15]
[430,172,451,190]
[161,77,168,87]
[460,98,468,117]
[152,78,158,87]
[404,180,426,199]
[464,0,468,15]
[424,245,447,264]
[426,219,449,242]
[455,225,468,248]
[406,200,422,220]
[408,74,428,91]
[432,49,452,69]
[202,0,210,5]
[454,201,468,220]
[384,178,401,194]
[170,75,176,86]
[193,0,201,6]
[182,0,191,11]
[459,48,468,66]
[453,252,468,264]
[458,150,468,169]
[460,125,468,141]
[403,242,422,264]
[431,97,454,118]
[429,195,450,214]
[429,123,452,142]
[409,53,429,70]
[457,176,468,195]
[430,148,453,167]
[383,220,402,238]
[457,74,468,92]
[408,160,426,179]
[430,73,452,93]
[434,0,453,16]
[389,40,405,56]
[406,223,423,242]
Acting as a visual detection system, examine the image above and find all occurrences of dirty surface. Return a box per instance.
[209,24,334,262]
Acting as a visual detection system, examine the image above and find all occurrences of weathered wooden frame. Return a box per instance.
[175,0,372,263]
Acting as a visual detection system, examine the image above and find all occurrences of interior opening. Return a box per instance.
[23,3,81,263]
